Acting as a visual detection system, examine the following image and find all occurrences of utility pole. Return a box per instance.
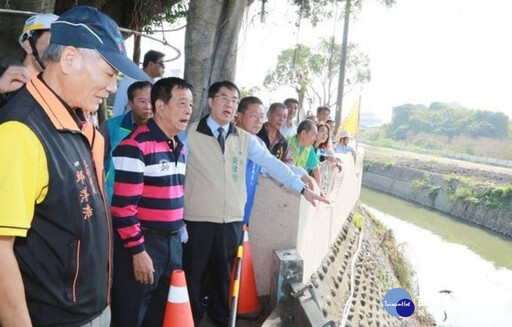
[334,0,351,131]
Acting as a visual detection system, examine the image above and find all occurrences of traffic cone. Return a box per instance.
[163,269,194,327]
[236,226,261,318]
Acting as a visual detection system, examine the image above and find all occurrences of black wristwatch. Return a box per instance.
[300,184,308,195]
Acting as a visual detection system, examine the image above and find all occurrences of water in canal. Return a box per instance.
[360,187,512,327]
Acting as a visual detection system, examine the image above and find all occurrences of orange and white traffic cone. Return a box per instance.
[236,226,261,318]
[163,269,194,327]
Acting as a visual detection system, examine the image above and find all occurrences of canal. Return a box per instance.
[360,187,512,327]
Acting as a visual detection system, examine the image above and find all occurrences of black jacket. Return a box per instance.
[0,77,111,327]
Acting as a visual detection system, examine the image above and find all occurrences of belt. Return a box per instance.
[141,226,179,238]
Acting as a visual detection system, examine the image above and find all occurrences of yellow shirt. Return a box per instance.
[0,121,48,236]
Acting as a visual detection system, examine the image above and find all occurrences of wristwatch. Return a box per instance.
[300,184,308,195]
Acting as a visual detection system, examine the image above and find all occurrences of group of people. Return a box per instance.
[0,6,332,327]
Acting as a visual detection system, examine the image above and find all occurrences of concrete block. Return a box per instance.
[271,249,303,308]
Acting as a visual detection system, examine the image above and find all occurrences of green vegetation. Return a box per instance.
[352,212,364,230]
[411,173,441,202]
[367,212,415,293]
[363,158,394,172]
[367,211,436,325]
[370,214,387,236]
[264,39,370,108]
[389,103,508,139]
[383,235,415,292]
[410,172,512,210]
[361,101,512,161]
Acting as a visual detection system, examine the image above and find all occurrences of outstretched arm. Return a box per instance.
[303,188,330,207]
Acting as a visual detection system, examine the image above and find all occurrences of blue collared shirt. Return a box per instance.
[206,116,229,138]
[206,116,304,193]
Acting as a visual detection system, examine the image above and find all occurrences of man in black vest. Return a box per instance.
[0,6,147,327]
[257,102,294,165]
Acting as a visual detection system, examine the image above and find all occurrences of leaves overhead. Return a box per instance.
[263,38,370,107]
[54,0,188,31]
[290,0,396,26]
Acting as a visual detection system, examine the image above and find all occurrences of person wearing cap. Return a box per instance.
[0,13,58,107]
[0,6,147,327]
[110,77,192,327]
[335,130,357,157]
[112,50,165,117]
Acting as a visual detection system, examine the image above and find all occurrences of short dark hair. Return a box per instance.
[151,77,193,113]
[268,102,286,114]
[27,29,50,46]
[208,80,240,99]
[297,119,316,135]
[237,96,263,113]
[142,50,165,68]
[127,81,152,101]
[317,106,330,115]
[284,98,299,107]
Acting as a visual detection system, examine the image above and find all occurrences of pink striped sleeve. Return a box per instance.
[142,185,184,199]
[137,207,184,222]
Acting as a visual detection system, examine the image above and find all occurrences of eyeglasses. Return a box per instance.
[214,94,239,105]
[154,61,165,68]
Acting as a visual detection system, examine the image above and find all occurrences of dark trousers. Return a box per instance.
[111,231,182,327]
[183,221,244,327]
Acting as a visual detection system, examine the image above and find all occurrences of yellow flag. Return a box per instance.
[336,97,360,140]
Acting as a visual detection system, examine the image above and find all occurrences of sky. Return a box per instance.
[130,0,512,123]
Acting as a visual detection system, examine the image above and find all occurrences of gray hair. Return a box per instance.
[297,119,317,135]
[42,44,100,63]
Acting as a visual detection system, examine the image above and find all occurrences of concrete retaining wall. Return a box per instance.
[362,162,512,237]
[249,149,364,297]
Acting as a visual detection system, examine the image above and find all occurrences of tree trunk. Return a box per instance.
[133,34,141,65]
[334,0,351,131]
[184,0,249,123]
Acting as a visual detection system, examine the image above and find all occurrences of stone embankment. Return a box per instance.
[362,145,512,237]
[309,206,433,327]
[268,205,434,327]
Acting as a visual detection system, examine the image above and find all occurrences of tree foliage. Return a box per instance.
[54,0,187,30]
[263,44,317,108]
[389,103,509,140]
[53,0,188,63]
[263,38,370,108]
[290,0,396,26]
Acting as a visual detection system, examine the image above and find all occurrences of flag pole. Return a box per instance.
[355,95,361,150]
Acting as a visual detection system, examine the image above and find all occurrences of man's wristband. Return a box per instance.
[300,184,308,195]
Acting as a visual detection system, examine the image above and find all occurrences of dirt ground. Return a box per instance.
[363,144,512,186]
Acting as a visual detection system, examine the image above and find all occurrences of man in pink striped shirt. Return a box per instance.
[110,77,193,327]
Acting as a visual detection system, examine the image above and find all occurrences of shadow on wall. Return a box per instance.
[249,150,365,298]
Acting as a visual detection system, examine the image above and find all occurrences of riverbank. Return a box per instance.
[362,145,512,237]
[292,205,434,327]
